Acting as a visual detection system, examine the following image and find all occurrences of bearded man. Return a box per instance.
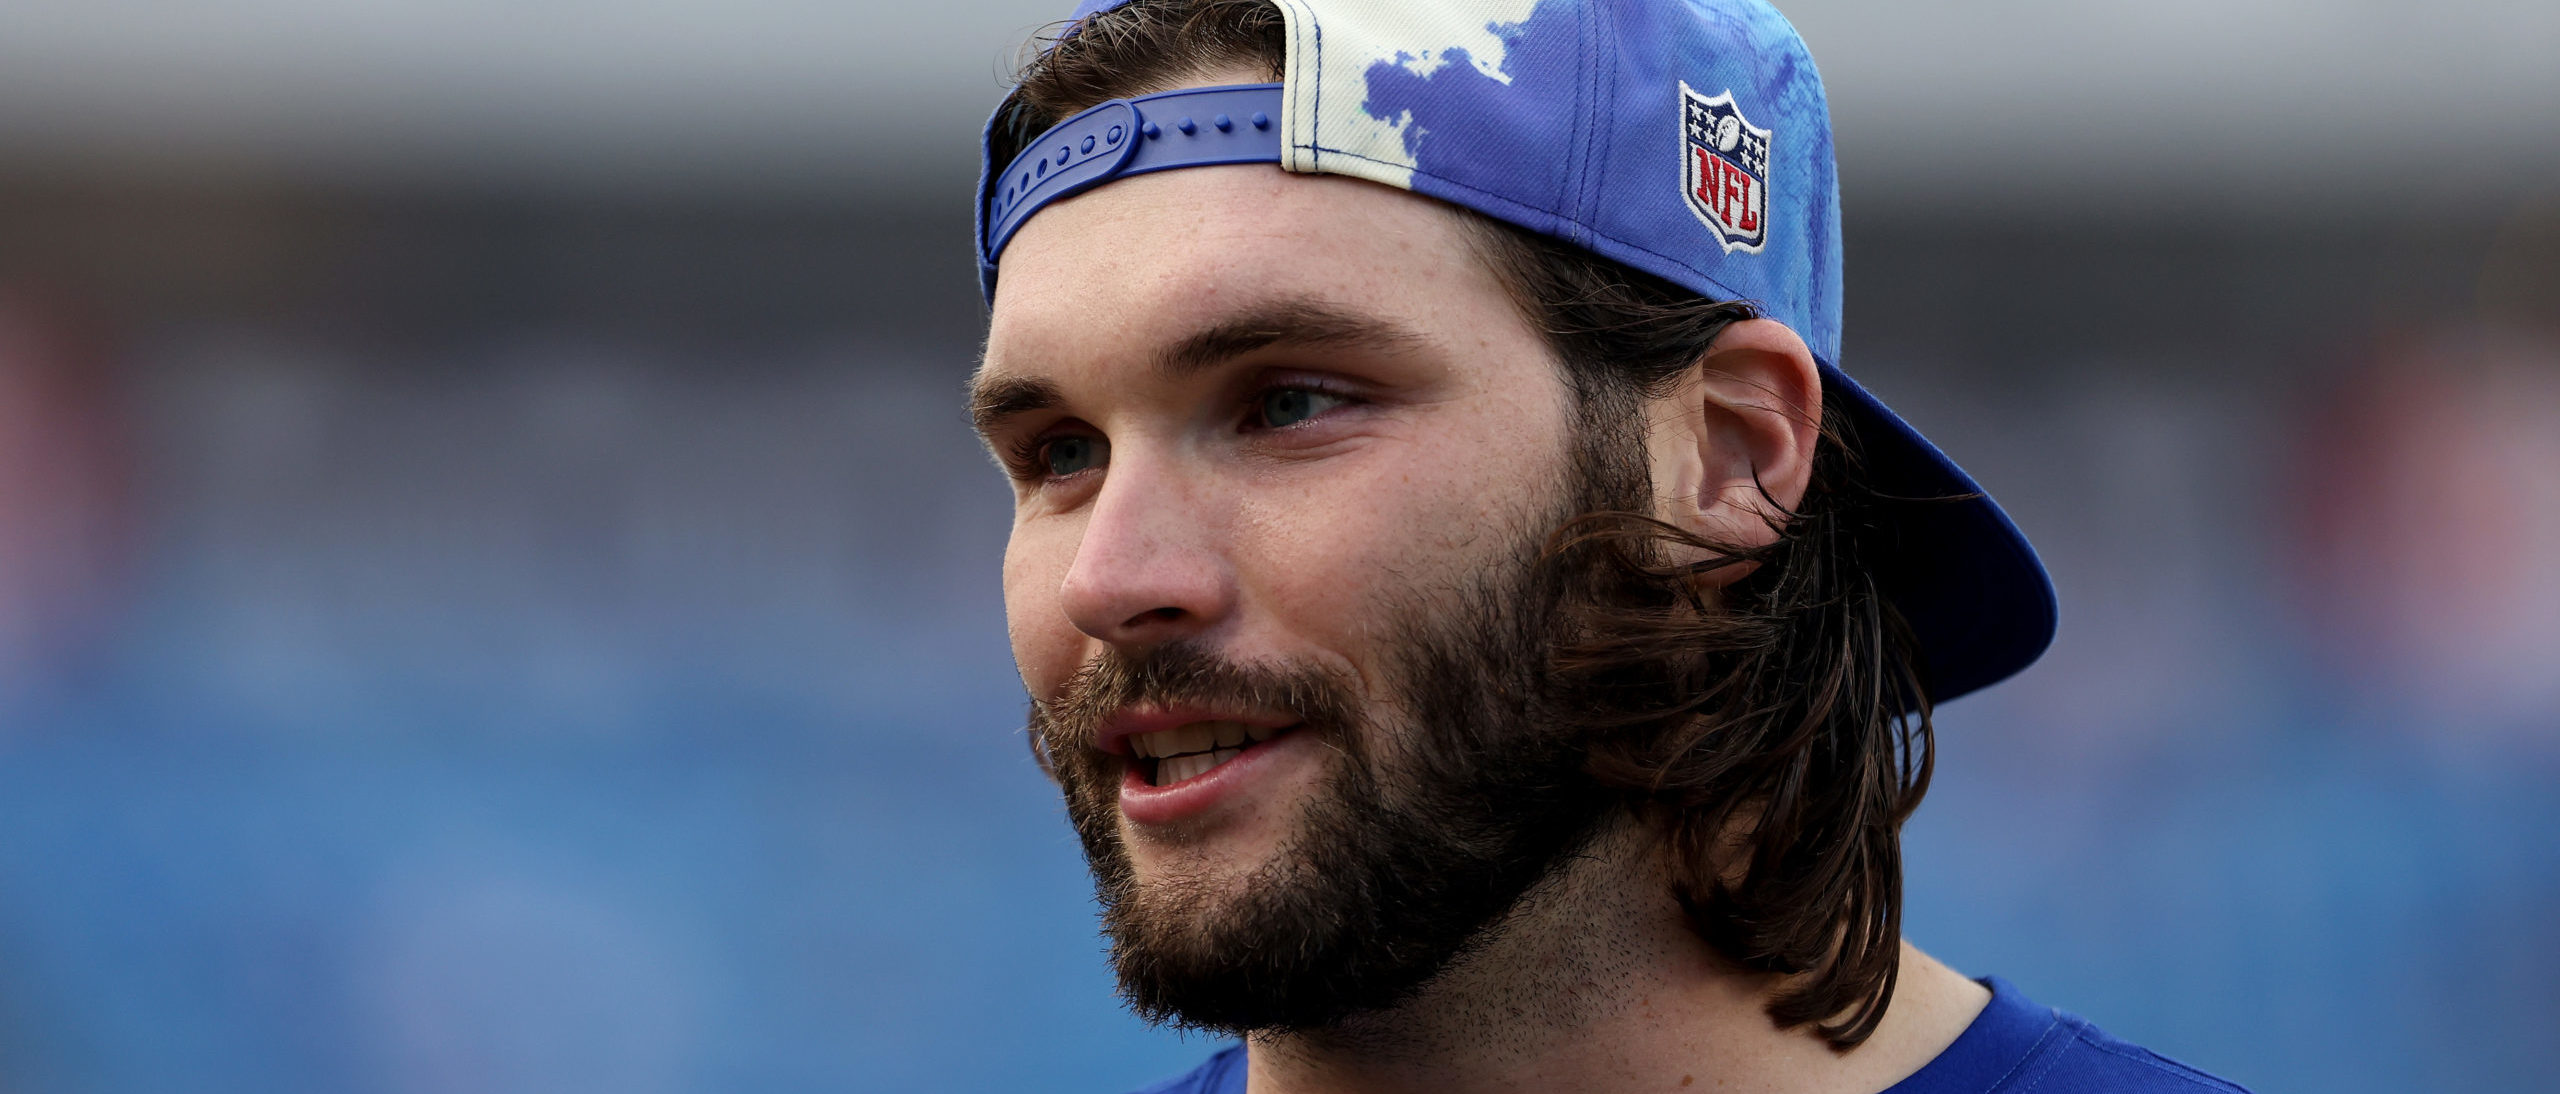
[965,1,2253,1091]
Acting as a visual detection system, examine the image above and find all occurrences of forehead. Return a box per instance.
[982,163,1523,377]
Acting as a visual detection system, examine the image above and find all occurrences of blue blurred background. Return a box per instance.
[0,1,2555,1091]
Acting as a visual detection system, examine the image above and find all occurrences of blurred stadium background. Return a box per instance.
[0,1,2555,1091]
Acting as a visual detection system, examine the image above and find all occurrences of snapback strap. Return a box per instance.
[981,83,1286,275]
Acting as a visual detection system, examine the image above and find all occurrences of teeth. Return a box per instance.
[1130,720,1268,759]
[1169,724,1215,757]
[1154,747,1247,786]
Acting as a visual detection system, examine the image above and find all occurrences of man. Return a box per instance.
[966,1,2252,1091]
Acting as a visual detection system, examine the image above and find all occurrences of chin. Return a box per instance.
[1121,835,1291,907]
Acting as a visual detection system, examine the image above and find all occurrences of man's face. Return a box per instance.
[975,161,1627,1029]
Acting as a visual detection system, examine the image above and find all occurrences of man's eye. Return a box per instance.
[1041,435,1105,477]
[1256,388,1348,429]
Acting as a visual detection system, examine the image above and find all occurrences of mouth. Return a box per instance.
[1127,720,1302,787]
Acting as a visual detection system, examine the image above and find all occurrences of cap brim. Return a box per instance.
[1818,362,2057,704]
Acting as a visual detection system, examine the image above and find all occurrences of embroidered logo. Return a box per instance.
[1680,83,1771,254]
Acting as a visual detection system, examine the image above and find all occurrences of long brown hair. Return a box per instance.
[998,0,1935,1050]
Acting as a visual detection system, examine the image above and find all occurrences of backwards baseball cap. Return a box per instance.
[975,0,2056,703]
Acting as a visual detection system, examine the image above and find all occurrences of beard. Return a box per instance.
[1028,428,1650,1035]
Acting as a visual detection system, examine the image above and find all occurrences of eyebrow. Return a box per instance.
[968,297,1429,440]
[968,373,1064,441]
[1153,298,1428,379]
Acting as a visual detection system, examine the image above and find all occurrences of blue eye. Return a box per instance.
[1042,436,1104,476]
[1258,388,1343,428]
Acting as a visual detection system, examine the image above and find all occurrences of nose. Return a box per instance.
[1057,454,1236,648]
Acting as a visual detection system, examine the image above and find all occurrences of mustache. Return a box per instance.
[1029,642,1366,766]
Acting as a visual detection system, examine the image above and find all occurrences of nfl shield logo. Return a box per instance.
[1680,83,1772,254]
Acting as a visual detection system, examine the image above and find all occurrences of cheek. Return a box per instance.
[1002,518,1083,692]
[1233,434,1556,647]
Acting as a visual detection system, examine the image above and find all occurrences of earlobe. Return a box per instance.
[1645,318,1823,587]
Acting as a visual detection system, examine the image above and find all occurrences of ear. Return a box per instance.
[1644,318,1823,588]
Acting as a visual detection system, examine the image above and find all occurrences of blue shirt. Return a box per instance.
[1128,978,2251,1094]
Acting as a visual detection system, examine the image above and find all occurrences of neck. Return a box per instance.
[1241,820,1989,1094]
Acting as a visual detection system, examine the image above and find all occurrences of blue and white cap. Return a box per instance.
[977,0,2057,703]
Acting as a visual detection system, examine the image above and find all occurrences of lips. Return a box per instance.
[1097,706,1313,826]
[1126,720,1297,786]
